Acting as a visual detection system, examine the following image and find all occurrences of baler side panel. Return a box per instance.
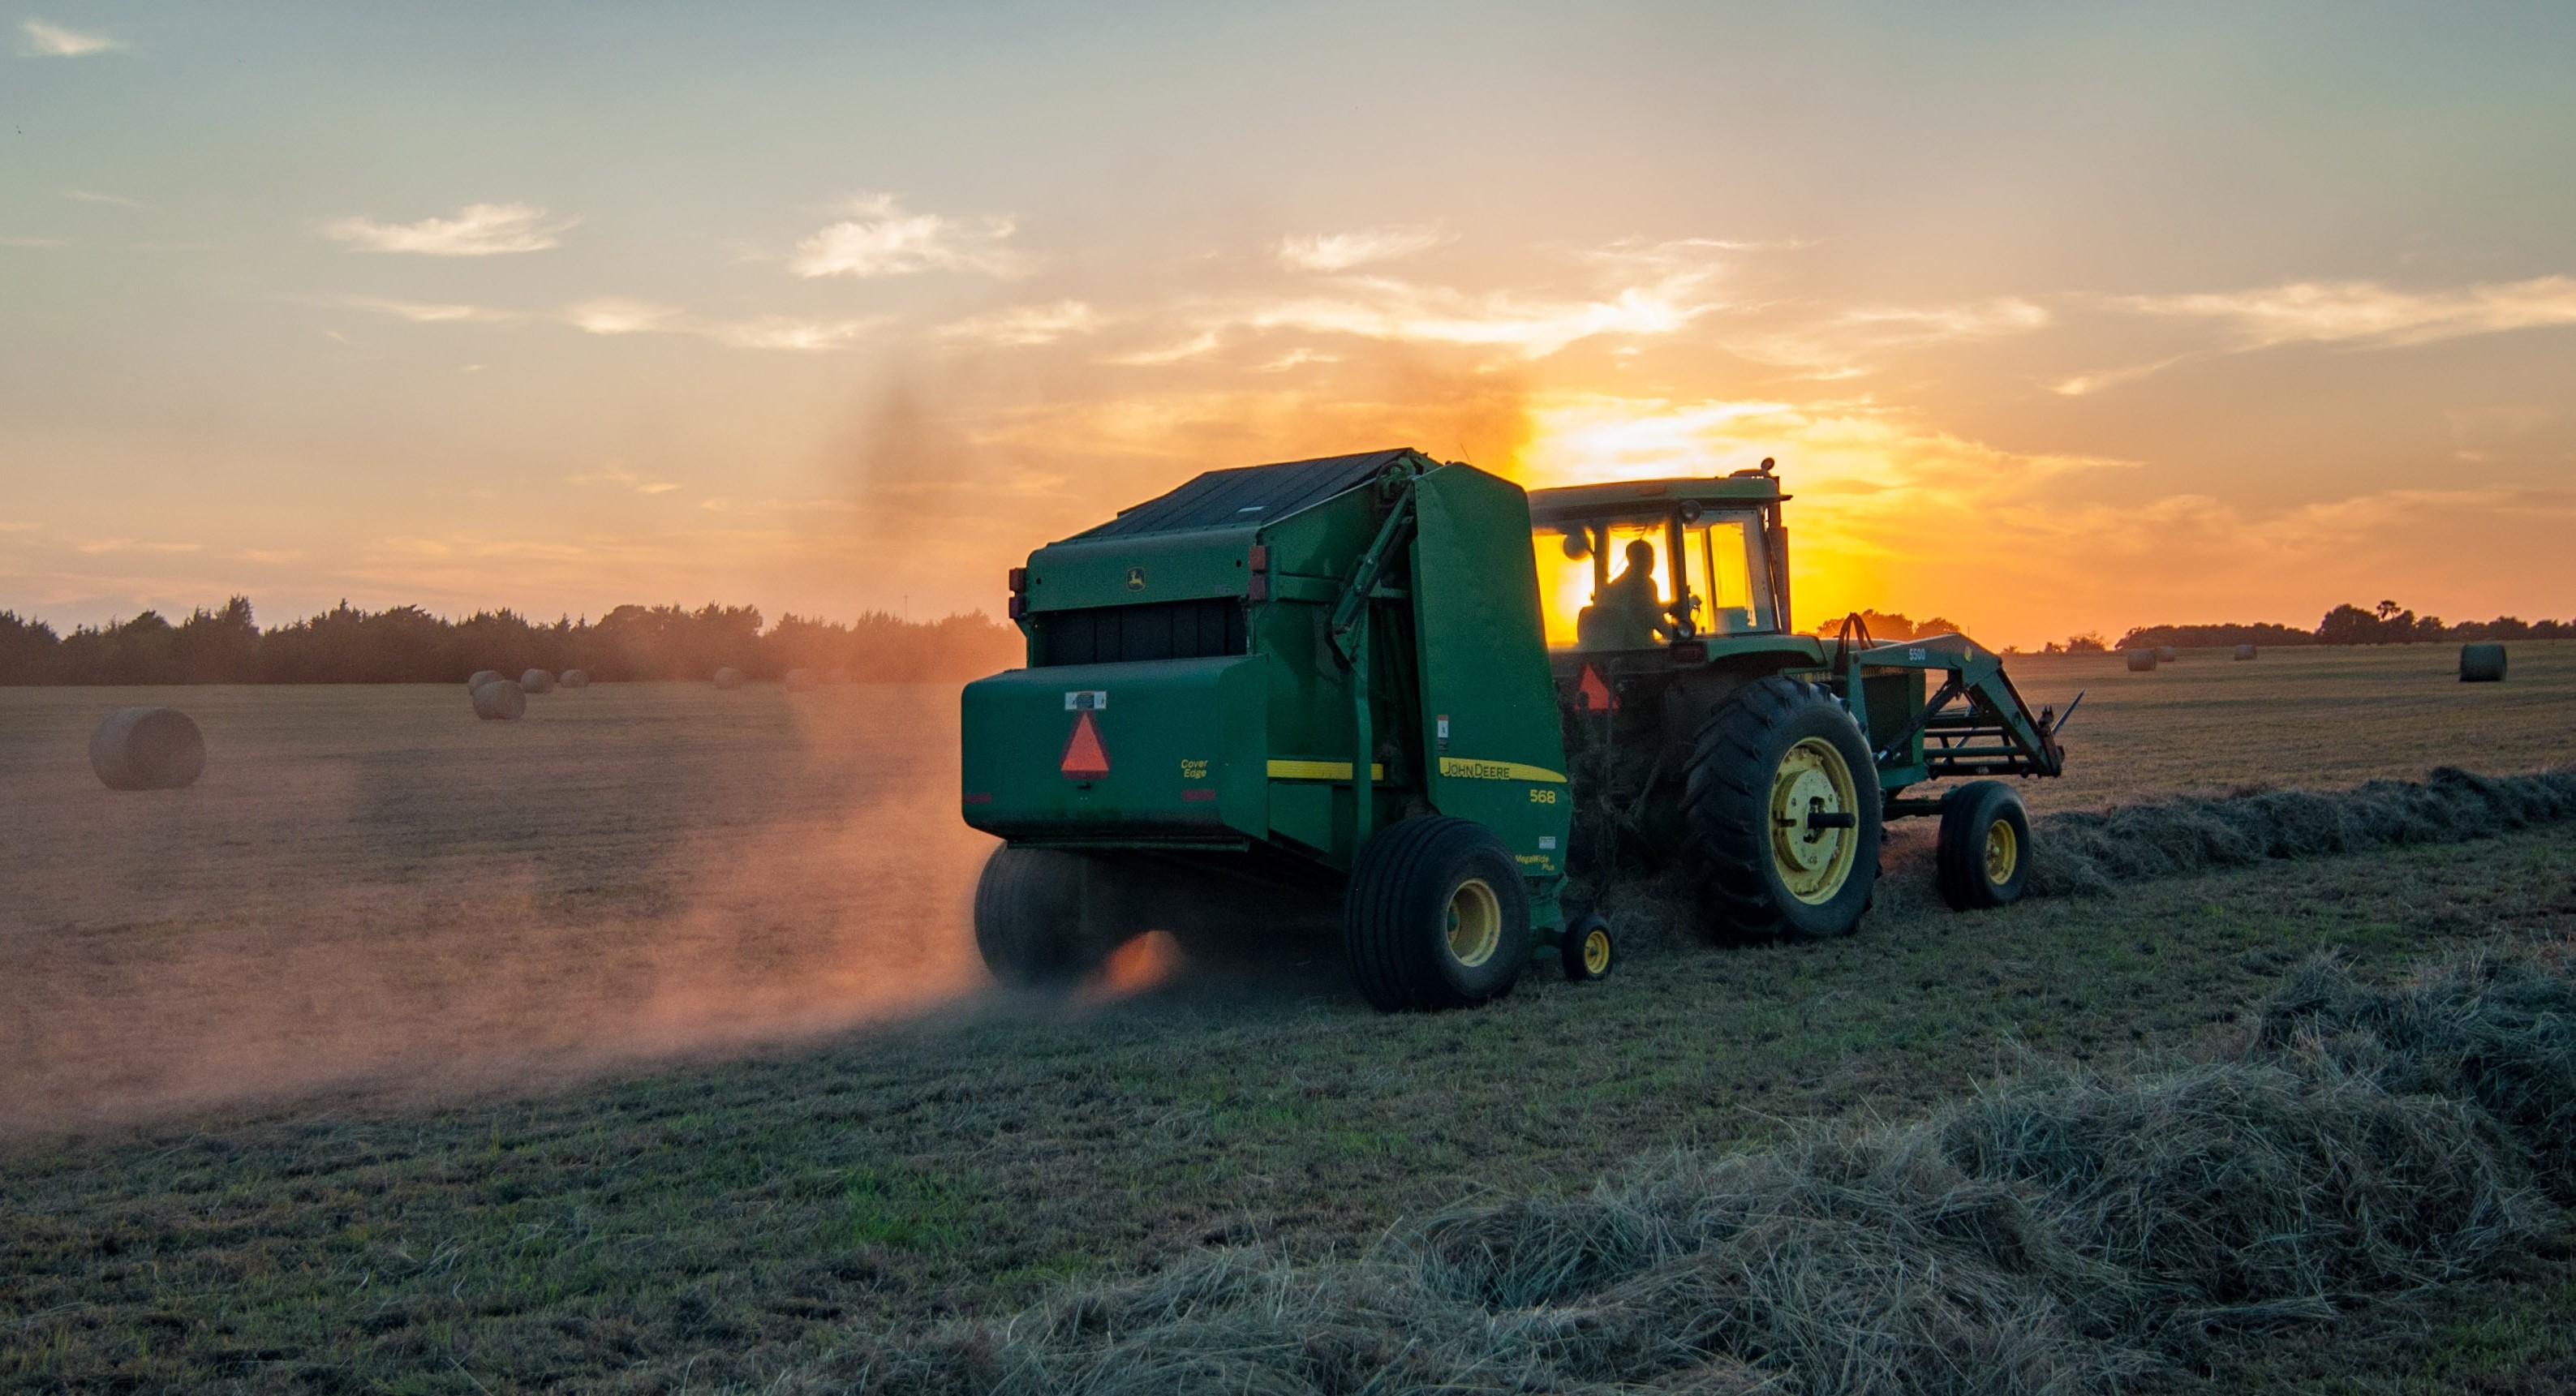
[1409,466,1573,878]
[1250,488,1388,866]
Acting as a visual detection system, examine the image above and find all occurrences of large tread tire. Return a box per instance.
[973,846,1125,986]
[1344,817,1529,1012]
[1936,780,2033,911]
[1679,676,1882,943]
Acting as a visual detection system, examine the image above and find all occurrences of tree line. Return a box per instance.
[1817,600,2570,655]
[2111,600,2571,651]
[0,598,1023,685]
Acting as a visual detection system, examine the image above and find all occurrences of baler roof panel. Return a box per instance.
[1074,448,1422,539]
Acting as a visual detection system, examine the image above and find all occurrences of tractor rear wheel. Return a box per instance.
[973,846,1125,986]
[1936,780,2032,910]
[1344,816,1529,1012]
[1679,676,1882,941]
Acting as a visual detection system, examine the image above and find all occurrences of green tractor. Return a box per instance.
[960,449,2067,1010]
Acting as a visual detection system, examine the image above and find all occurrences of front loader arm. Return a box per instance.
[1846,634,2066,784]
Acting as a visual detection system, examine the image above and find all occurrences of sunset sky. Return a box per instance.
[6,2,2573,647]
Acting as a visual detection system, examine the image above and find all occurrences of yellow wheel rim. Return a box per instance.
[1581,927,1611,976]
[1768,737,1861,904]
[1446,878,1503,968]
[1984,817,2019,886]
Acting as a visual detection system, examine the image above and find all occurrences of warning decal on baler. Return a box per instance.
[1060,711,1111,778]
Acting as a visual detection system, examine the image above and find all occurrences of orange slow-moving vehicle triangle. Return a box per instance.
[1060,710,1111,778]
[1576,664,1619,712]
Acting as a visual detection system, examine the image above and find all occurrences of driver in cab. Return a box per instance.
[1578,538,1678,651]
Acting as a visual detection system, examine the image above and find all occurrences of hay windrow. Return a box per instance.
[2028,766,2576,896]
[863,950,2576,1395]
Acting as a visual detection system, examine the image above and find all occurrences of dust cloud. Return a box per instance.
[0,682,996,1140]
[811,348,1535,621]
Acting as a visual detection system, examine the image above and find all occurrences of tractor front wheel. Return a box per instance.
[1679,677,1883,941]
[1344,816,1529,1012]
[1935,780,2032,910]
[973,846,1125,986]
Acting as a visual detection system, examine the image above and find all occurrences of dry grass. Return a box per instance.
[3,646,2575,1392]
[861,953,2565,1395]
[1997,641,2576,814]
[0,682,987,1134]
[2028,767,2576,896]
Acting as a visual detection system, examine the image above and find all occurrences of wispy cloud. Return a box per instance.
[62,188,148,210]
[788,194,1028,278]
[1277,225,1451,273]
[1105,330,1225,366]
[325,203,574,256]
[565,299,680,335]
[2048,356,2191,397]
[566,464,682,495]
[19,19,119,56]
[2113,276,2576,350]
[711,316,881,351]
[340,296,520,324]
[74,539,200,555]
[338,291,873,353]
[1835,299,2050,341]
[939,300,1102,346]
[1232,274,1716,359]
[0,235,67,249]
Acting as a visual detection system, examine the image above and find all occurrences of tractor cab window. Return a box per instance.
[1533,507,1778,651]
[1682,512,1778,638]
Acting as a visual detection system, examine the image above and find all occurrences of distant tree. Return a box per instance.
[0,611,61,683]
[1808,609,1967,643]
[2115,620,2316,650]
[2320,602,2423,645]
[2064,633,2108,653]
[174,597,260,682]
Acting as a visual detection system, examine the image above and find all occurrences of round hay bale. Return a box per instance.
[2460,642,2508,683]
[2155,645,2178,663]
[471,679,527,720]
[712,667,745,690]
[784,667,818,693]
[89,707,205,790]
[2125,650,2157,672]
[467,669,504,693]
[2234,644,2258,660]
[559,668,591,689]
[519,668,556,694]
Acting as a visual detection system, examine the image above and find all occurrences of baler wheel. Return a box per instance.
[1344,817,1529,1012]
[1561,913,1615,982]
[973,846,1119,986]
[1935,780,2032,911]
[1679,677,1882,942]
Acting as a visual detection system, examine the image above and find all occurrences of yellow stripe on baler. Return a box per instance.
[1266,759,1387,780]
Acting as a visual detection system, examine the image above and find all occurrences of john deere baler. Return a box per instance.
[961,449,1583,1008]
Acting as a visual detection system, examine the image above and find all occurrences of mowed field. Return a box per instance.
[4,642,2575,1393]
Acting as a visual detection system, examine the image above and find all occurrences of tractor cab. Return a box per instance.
[1527,461,1794,657]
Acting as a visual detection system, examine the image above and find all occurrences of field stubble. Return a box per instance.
[0,682,987,1136]
[2,642,2574,1392]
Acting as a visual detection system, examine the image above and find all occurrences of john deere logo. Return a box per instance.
[1125,566,1146,591]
